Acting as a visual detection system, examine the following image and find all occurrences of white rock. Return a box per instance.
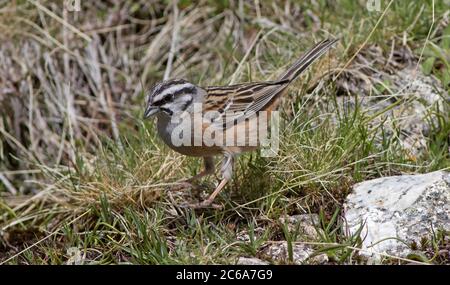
[279,214,320,239]
[260,242,328,264]
[236,227,265,242]
[334,66,448,157]
[344,171,450,258]
[65,247,84,265]
[236,257,269,265]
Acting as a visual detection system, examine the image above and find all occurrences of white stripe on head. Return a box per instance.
[153,83,194,102]
[161,94,193,110]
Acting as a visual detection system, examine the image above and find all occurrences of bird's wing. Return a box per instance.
[202,38,338,129]
[203,80,288,129]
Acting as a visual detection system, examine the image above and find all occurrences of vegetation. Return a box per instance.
[0,0,448,264]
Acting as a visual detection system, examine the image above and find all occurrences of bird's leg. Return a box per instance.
[187,154,234,209]
[184,156,215,183]
[170,157,215,191]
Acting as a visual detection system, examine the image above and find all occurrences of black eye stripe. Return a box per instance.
[152,94,173,106]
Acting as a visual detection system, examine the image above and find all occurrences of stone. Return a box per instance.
[260,242,328,264]
[279,214,320,240]
[65,247,84,265]
[236,227,265,242]
[236,257,269,265]
[331,49,449,158]
[344,171,450,258]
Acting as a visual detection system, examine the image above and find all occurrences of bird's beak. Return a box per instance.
[143,106,159,119]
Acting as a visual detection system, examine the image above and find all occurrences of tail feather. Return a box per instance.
[279,38,338,82]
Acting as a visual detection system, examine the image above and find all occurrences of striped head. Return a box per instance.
[143,79,201,118]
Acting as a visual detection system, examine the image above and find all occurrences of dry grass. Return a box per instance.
[0,0,449,264]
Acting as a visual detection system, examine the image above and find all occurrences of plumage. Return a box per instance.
[143,39,338,208]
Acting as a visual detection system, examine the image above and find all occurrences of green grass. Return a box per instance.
[0,0,449,264]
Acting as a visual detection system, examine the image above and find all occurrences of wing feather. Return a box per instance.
[203,39,338,130]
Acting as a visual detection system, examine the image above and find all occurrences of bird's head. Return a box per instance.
[143,79,200,118]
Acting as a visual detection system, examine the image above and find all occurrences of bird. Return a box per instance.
[143,38,338,209]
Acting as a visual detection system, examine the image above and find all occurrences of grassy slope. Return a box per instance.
[0,0,449,264]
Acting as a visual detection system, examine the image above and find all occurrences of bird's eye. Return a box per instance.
[152,95,173,107]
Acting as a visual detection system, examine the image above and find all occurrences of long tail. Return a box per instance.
[278,38,338,82]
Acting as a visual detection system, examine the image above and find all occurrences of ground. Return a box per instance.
[0,0,449,264]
